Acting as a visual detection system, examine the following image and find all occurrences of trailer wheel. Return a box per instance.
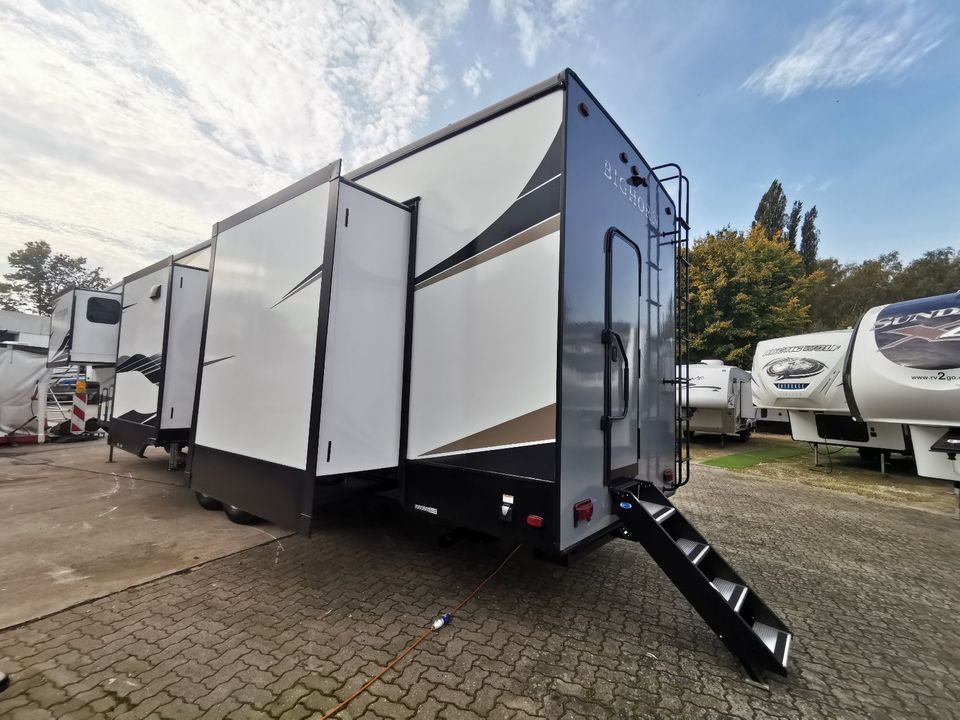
[195,492,222,511]
[224,504,258,525]
[858,448,881,462]
[738,429,751,443]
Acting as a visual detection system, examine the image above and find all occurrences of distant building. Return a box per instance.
[0,310,51,349]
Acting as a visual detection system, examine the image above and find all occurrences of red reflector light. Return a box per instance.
[663,468,675,484]
[573,499,593,526]
[526,515,543,528]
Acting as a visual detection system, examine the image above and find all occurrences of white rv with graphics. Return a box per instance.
[188,70,793,680]
[752,330,907,461]
[47,288,121,368]
[845,291,960,492]
[684,360,756,441]
[109,243,210,465]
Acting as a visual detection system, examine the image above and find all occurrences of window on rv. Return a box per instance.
[86,297,121,324]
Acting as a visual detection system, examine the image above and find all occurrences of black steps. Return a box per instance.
[638,500,675,524]
[676,538,709,565]
[613,482,793,681]
[753,621,791,668]
[711,578,748,612]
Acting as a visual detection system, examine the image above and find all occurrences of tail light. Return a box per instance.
[573,499,594,526]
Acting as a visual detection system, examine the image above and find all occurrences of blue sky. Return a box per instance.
[0,0,956,280]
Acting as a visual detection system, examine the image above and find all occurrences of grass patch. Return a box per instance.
[702,446,807,469]
[692,432,957,515]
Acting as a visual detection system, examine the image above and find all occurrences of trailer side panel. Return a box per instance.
[161,265,208,431]
[315,183,411,476]
[352,90,565,546]
[112,265,169,436]
[70,289,122,366]
[194,182,331,469]
[353,91,564,478]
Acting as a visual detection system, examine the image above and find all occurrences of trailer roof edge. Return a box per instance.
[215,159,342,235]
[345,71,567,182]
[50,286,121,302]
[173,238,212,263]
[123,255,172,285]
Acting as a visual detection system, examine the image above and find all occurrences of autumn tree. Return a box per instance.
[688,225,819,367]
[1,241,110,315]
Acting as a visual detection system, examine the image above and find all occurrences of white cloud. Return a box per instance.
[0,0,468,281]
[462,58,492,97]
[416,0,471,39]
[489,0,594,67]
[743,0,946,101]
[794,174,814,193]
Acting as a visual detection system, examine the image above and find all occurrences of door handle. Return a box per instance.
[603,329,630,421]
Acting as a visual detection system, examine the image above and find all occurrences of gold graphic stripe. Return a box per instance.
[420,404,556,457]
[415,214,560,291]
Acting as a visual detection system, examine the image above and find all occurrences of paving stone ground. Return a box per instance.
[0,465,957,719]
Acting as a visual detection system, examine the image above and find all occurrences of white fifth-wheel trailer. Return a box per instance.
[47,288,121,368]
[109,243,210,467]
[684,360,756,441]
[752,329,908,467]
[845,291,960,503]
[187,70,792,680]
[47,287,122,436]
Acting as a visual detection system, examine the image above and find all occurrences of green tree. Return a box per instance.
[785,200,803,250]
[890,248,960,299]
[807,252,902,330]
[0,281,18,312]
[799,206,819,273]
[1,241,110,315]
[689,225,818,367]
[753,179,787,242]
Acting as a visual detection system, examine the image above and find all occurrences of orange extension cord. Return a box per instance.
[319,544,522,720]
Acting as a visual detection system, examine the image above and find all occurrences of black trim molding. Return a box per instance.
[124,256,172,285]
[217,160,341,234]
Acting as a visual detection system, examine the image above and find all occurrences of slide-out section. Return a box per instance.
[112,262,168,443]
[351,87,564,547]
[190,166,412,530]
[47,289,121,367]
[316,182,411,476]
[161,264,207,432]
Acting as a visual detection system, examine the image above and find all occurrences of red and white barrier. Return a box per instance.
[71,377,87,434]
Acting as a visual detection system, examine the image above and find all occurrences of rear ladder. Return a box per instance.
[653,164,691,490]
[612,482,792,681]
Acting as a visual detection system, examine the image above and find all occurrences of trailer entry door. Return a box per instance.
[603,228,640,484]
